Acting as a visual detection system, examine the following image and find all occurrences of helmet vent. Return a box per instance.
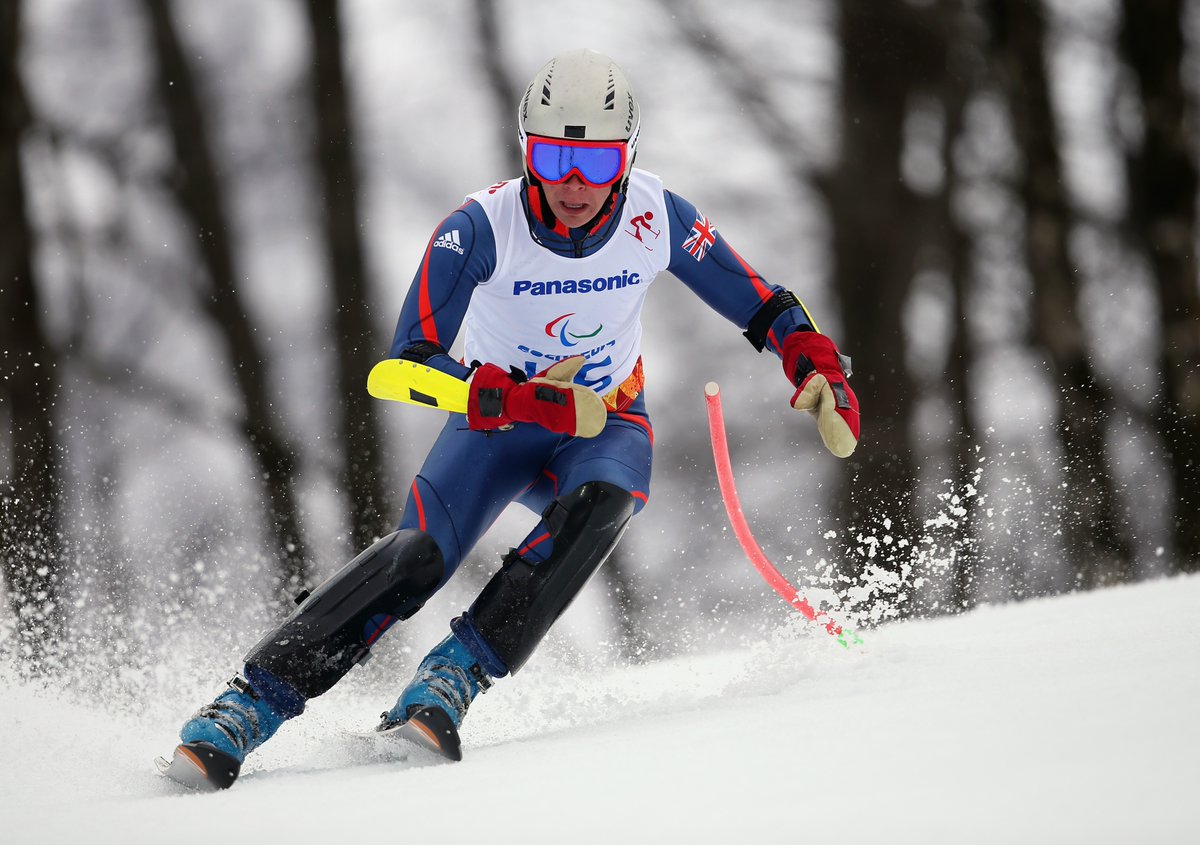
[604,72,616,110]
[564,125,586,139]
[521,83,533,120]
[540,62,556,106]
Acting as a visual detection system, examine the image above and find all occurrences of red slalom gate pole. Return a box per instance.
[704,382,859,648]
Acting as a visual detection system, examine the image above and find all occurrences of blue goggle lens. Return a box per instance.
[529,142,623,186]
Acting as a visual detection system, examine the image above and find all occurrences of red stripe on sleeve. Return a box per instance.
[415,203,474,346]
[726,243,773,303]
[767,327,781,355]
[417,235,439,345]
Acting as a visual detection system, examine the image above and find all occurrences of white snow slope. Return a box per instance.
[2,575,1197,845]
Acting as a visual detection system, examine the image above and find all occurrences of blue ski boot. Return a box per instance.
[157,669,304,790]
[378,634,493,761]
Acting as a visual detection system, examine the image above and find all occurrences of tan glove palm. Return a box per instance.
[529,357,607,438]
[782,331,860,459]
[791,373,857,458]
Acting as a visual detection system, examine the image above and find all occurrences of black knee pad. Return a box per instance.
[467,481,635,675]
[244,529,443,698]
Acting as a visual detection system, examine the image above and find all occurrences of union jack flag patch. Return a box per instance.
[682,212,717,261]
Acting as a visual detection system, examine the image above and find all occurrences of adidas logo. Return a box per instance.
[433,229,465,255]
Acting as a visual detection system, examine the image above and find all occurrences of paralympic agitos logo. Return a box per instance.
[511,269,641,297]
[545,313,603,348]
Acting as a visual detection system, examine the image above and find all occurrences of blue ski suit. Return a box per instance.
[386,171,818,672]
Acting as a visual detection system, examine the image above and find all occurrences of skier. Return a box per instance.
[161,48,859,788]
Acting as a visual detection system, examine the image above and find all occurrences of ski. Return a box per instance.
[367,359,469,413]
[375,706,463,762]
[155,741,241,791]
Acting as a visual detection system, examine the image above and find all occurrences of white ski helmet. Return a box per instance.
[518,49,641,190]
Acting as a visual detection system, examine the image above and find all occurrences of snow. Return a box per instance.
[2,574,1197,843]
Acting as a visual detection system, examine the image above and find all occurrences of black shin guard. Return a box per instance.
[467,481,635,675]
[244,529,443,698]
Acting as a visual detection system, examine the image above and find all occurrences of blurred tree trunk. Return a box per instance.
[664,0,955,617]
[987,0,1134,587]
[934,4,986,612]
[471,0,521,167]
[141,0,312,594]
[0,0,67,667]
[829,0,938,613]
[660,0,814,191]
[1117,0,1200,573]
[302,0,393,551]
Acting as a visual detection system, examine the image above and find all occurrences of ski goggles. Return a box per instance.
[525,136,628,188]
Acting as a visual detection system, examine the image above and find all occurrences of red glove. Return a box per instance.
[782,331,859,458]
[466,356,606,438]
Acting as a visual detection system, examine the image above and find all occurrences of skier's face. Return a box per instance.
[541,175,610,228]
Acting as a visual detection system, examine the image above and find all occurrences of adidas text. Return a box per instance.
[433,230,465,255]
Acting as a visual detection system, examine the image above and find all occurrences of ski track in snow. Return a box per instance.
[2,575,1197,844]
